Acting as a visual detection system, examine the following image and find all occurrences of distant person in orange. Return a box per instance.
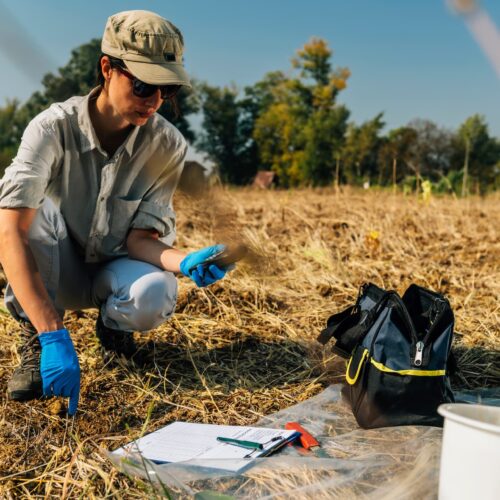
[0,10,232,415]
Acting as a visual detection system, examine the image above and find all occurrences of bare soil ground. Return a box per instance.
[0,187,498,498]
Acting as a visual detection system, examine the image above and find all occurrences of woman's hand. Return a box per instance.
[180,244,230,287]
[38,329,80,416]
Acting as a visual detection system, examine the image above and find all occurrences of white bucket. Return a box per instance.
[438,403,500,500]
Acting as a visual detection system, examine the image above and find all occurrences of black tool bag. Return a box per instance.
[317,283,455,428]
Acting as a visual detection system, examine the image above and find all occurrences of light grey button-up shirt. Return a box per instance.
[0,88,187,263]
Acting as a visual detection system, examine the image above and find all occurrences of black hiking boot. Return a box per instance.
[7,320,43,401]
[95,314,139,360]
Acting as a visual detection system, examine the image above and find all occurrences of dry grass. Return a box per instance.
[0,187,498,498]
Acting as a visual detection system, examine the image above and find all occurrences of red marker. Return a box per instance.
[285,422,320,450]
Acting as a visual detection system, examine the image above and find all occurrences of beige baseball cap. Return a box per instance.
[101,10,191,87]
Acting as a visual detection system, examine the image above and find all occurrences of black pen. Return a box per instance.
[216,437,263,450]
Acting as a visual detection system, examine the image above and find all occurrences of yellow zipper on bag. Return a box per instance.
[369,358,446,377]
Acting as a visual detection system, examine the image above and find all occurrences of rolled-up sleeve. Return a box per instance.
[0,113,62,209]
[130,133,187,238]
[131,200,177,237]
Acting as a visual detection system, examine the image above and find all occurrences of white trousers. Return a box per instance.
[4,198,178,332]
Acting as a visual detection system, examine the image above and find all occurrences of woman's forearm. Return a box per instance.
[126,229,187,273]
[0,221,63,333]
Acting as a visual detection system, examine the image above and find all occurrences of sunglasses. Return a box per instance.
[112,63,181,100]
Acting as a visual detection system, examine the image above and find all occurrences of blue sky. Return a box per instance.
[1,0,499,151]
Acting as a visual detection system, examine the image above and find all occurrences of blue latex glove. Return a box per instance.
[38,328,80,416]
[180,244,229,287]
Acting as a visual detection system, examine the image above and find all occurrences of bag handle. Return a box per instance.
[317,305,357,345]
[317,285,392,359]
[317,306,377,358]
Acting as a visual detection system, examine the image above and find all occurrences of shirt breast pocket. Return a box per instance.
[109,197,142,251]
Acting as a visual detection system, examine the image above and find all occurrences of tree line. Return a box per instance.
[0,38,498,194]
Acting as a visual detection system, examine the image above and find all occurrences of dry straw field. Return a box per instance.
[0,187,499,498]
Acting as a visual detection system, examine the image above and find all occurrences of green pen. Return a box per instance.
[216,437,263,450]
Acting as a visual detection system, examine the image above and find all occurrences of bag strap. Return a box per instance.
[317,287,393,359]
[317,305,377,358]
[317,305,357,345]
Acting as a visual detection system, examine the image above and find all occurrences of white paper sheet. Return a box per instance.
[112,421,300,472]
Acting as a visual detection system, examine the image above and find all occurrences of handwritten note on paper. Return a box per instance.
[113,421,300,472]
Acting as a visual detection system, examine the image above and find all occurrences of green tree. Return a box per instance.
[406,119,454,181]
[238,71,288,174]
[241,71,288,128]
[253,79,308,185]
[377,126,418,185]
[455,114,500,194]
[196,84,257,184]
[253,38,350,186]
[302,104,350,185]
[341,113,385,185]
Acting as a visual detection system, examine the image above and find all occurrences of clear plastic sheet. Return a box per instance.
[108,385,500,499]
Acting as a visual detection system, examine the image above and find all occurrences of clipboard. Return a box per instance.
[112,421,300,473]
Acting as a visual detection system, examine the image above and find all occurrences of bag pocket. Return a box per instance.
[343,345,369,411]
[354,360,449,428]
